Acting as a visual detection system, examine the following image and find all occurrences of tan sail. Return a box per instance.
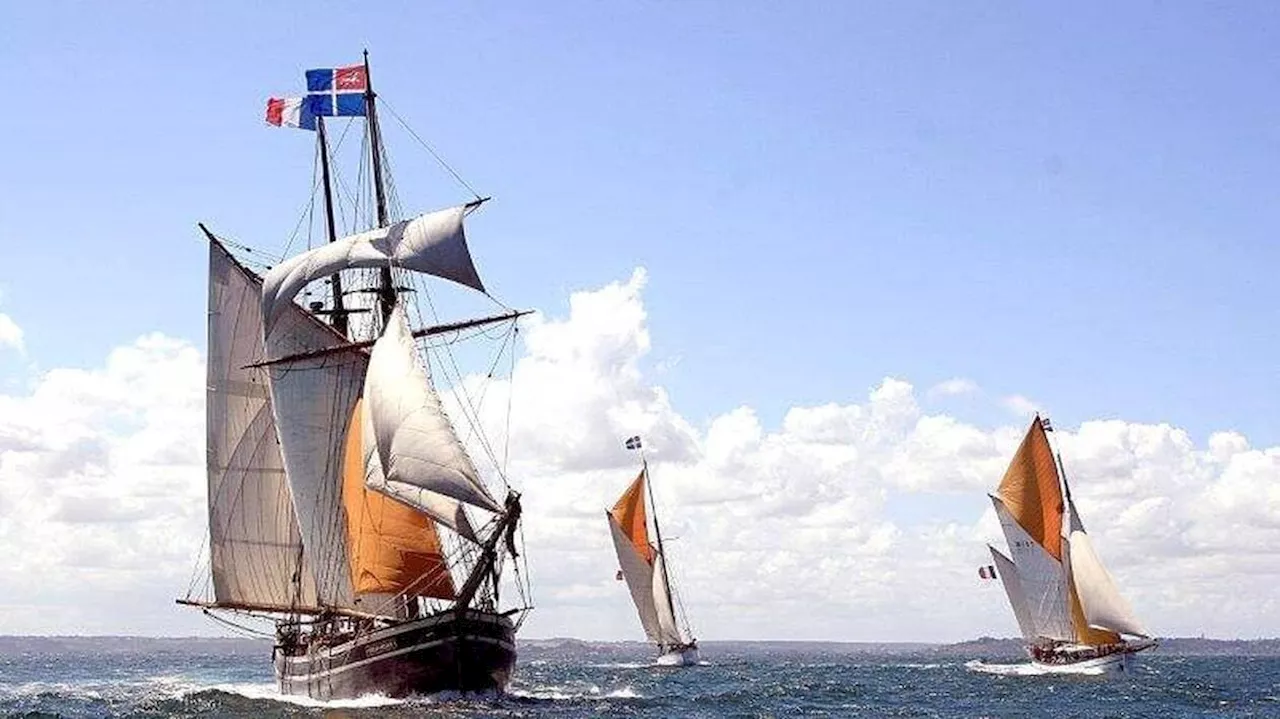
[342,399,455,600]
[1067,574,1121,645]
[205,240,319,609]
[610,470,654,562]
[995,416,1064,560]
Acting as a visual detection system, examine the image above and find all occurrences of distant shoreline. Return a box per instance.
[1,635,1278,657]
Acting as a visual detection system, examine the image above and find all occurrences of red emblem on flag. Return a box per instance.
[335,65,368,91]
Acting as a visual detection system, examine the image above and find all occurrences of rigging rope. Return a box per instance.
[380,99,484,201]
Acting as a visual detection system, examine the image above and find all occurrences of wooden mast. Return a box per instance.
[316,116,349,337]
[362,50,396,324]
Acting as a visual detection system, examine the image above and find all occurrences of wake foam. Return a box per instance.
[965,659,1109,677]
[509,683,642,700]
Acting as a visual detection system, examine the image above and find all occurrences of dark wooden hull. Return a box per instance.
[275,609,516,700]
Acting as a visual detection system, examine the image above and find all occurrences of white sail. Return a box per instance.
[991,496,1073,641]
[607,514,662,642]
[206,241,318,608]
[261,205,484,336]
[364,305,502,513]
[1067,530,1148,637]
[651,551,685,647]
[264,298,369,609]
[361,402,479,542]
[989,546,1036,642]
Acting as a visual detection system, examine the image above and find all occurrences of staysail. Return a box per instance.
[342,399,456,601]
[988,546,1036,642]
[1064,496,1148,638]
[364,304,502,514]
[205,240,318,609]
[362,393,479,543]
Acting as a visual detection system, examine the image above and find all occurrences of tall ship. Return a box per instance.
[606,436,700,666]
[979,416,1156,674]
[179,55,532,699]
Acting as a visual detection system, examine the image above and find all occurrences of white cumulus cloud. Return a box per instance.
[0,313,23,352]
[0,271,1277,643]
[928,377,980,398]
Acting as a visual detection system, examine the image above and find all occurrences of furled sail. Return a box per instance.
[607,513,661,642]
[260,205,484,336]
[205,241,318,609]
[1065,497,1148,638]
[989,546,1036,642]
[364,304,502,514]
[991,497,1074,641]
[342,400,455,601]
[362,391,479,542]
[263,293,369,609]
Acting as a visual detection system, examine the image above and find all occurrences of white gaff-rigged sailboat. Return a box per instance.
[180,54,532,699]
[976,416,1156,675]
[606,437,700,666]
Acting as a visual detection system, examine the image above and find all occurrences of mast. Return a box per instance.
[362,50,396,323]
[642,455,678,645]
[316,116,348,337]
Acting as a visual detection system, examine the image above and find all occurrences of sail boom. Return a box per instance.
[175,598,388,621]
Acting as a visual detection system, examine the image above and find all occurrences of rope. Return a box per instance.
[380,99,484,201]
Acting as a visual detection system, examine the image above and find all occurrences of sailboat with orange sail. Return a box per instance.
[606,436,700,666]
[972,416,1156,675]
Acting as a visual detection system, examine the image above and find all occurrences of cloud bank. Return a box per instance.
[0,272,1276,641]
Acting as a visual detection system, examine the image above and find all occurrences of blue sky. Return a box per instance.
[3,1,1277,443]
[2,3,1280,641]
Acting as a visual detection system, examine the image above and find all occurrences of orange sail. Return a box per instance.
[610,470,654,563]
[995,417,1064,560]
[342,399,455,600]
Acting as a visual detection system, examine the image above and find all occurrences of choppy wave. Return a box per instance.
[509,683,642,700]
[3,643,1278,717]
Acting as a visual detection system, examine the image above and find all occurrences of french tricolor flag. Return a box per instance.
[265,96,317,131]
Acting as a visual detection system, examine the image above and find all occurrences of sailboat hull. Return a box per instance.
[275,609,516,700]
[968,640,1155,677]
[655,644,700,667]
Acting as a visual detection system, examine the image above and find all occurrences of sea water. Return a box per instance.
[1,637,1277,718]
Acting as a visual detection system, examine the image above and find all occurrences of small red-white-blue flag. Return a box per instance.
[304,64,368,118]
[265,96,316,131]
